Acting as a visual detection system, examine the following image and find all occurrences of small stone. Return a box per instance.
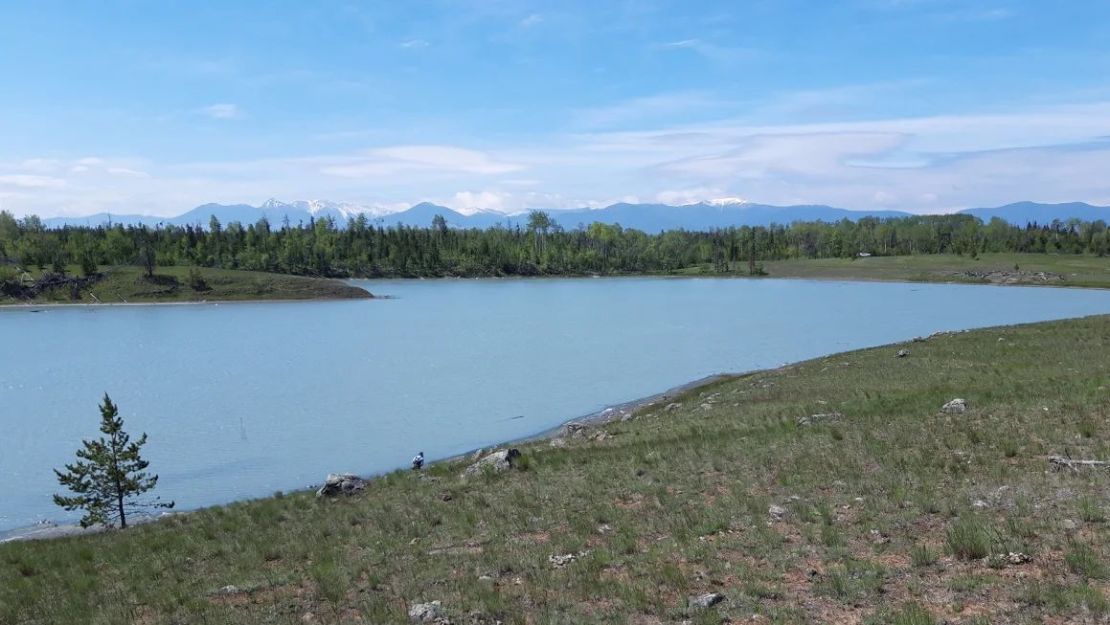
[1062,519,1078,531]
[665,402,682,412]
[896,349,909,358]
[217,585,240,595]
[687,592,726,610]
[973,499,989,509]
[408,600,444,623]
[549,438,567,448]
[768,505,787,520]
[941,398,968,414]
[869,529,890,545]
[1007,552,1032,565]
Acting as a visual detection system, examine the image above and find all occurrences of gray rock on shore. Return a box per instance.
[463,449,521,478]
[315,473,366,498]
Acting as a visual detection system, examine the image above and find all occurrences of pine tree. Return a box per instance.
[53,394,173,528]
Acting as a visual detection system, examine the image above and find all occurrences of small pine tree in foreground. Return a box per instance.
[53,394,173,528]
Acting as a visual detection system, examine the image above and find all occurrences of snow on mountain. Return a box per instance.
[704,197,748,207]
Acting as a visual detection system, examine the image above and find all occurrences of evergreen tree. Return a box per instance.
[53,394,173,528]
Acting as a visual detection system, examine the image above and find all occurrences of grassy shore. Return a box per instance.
[0,265,372,305]
[677,253,1110,289]
[3,316,1109,624]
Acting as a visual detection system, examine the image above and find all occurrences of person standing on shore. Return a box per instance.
[411,451,424,471]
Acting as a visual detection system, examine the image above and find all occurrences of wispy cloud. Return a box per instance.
[519,13,543,28]
[320,145,523,178]
[197,103,242,119]
[657,38,760,64]
[400,38,429,49]
[0,174,66,189]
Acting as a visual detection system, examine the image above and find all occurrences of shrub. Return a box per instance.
[946,516,993,560]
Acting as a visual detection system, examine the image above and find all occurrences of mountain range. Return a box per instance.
[39,199,1109,232]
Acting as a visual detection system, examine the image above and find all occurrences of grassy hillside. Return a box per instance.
[2,316,1108,624]
[0,265,372,305]
[677,253,1110,289]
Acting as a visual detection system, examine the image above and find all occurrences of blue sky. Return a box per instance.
[2,0,1110,217]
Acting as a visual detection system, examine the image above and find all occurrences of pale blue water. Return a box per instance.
[1,277,1108,533]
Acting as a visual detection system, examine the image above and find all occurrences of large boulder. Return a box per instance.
[315,473,366,498]
[463,449,521,478]
[408,600,444,623]
[941,398,968,414]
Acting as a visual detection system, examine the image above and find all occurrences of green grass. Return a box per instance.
[676,253,1110,288]
[2,315,1109,624]
[1,265,372,305]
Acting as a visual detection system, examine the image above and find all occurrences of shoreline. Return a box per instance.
[0,293,375,310]
[0,373,735,543]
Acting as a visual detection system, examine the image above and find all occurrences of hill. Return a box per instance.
[960,201,1110,225]
[2,315,1106,624]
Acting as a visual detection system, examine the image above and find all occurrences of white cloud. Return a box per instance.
[0,174,66,189]
[5,99,1110,218]
[107,167,151,178]
[519,13,543,27]
[400,38,429,49]
[321,145,523,178]
[198,103,242,119]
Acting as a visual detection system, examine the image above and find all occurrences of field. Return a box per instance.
[1,315,1108,624]
[0,265,372,305]
[677,253,1110,289]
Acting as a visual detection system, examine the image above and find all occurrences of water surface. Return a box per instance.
[1,277,1108,532]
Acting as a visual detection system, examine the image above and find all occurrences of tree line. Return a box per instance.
[1,209,1107,279]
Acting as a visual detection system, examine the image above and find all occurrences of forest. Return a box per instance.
[1,209,1107,280]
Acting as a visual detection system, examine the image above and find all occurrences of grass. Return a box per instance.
[675,253,1110,289]
[1,315,1109,624]
[0,264,372,305]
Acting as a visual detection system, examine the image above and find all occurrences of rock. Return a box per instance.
[699,403,713,410]
[216,585,240,595]
[470,448,485,461]
[972,499,989,509]
[549,551,589,568]
[869,529,890,545]
[687,592,726,610]
[896,349,909,358]
[796,412,842,426]
[564,422,590,438]
[408,601,444,623]
[315,473,366,498]
[548,437,567,448]
[664,402,682,412]
[912,336,926,343]
[941,398,968,414]
[768,505,787,521]
[1062,519,1078,531]
[463,449,521,478]
[1007,552,1032,565]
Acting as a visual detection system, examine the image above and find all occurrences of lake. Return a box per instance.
[1,277,1109,533]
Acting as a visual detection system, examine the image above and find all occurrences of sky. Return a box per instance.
[2,0,1110,218]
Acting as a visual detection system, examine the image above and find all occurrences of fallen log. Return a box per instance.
[1048,456,1110,471]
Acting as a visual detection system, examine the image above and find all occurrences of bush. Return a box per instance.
[187,267,209,291]
[946,516,993,560]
